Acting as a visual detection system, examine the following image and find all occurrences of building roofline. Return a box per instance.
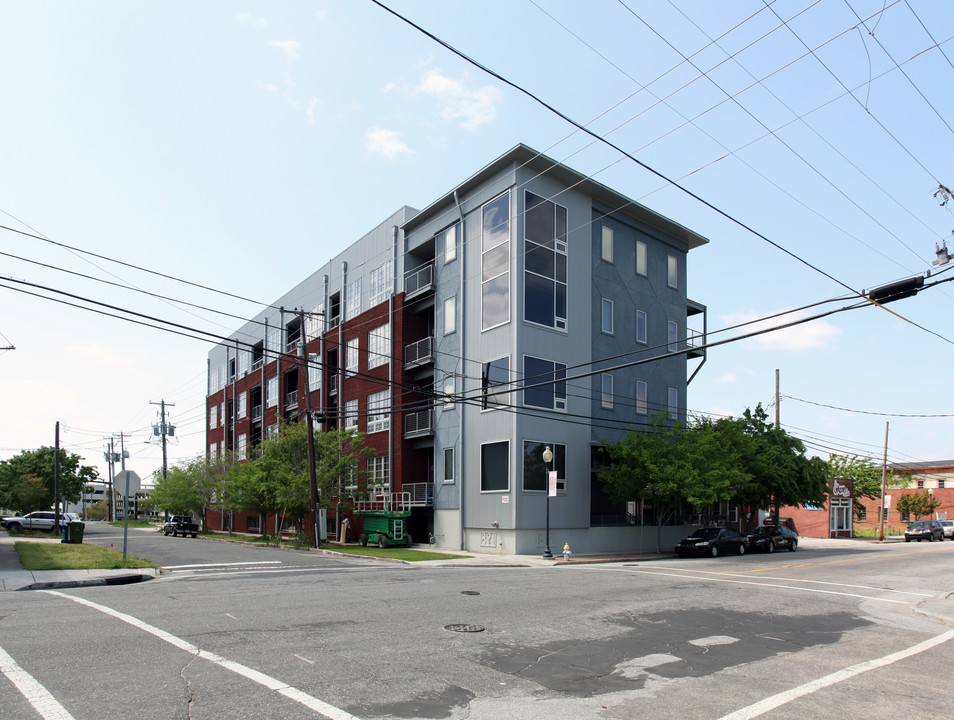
[402,143,710,250]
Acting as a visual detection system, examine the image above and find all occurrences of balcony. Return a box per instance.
[329,375,338,395]
[285,339,300,355]
[251,358,264,371]
[404,336,434,369]
[404,409,433,438]
[687,329,705,359]
[402,482,434,507]
[251,406,263,422]
[404,263,434,299]
[285,390,298,408]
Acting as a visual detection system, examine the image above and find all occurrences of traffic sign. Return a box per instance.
[116,470,141,496]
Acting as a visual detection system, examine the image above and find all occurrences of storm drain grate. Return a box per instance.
[444,624,485,633]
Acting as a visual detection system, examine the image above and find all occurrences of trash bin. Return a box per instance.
[68,521,85,544]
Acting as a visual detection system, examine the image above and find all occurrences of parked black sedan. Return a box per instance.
[675,527,747,557]
[746,525,798,553]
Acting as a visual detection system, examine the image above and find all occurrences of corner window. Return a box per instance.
[523,356,567,411]
[524,191,568,330]
[482,357,510,410]
[668,255,678,289]
[601,374,614,409]
[636,310,648,344]
[636,380,648,415]
[601,225,613,263]
[444,296,456,335]
[481,441,509,492]
[523,441,566,492]
[443,447,454,483]
[481,192,511,331]
[601,298,614,335]
[636,241,647,276]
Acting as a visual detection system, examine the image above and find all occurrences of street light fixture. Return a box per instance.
[542,444,553,559]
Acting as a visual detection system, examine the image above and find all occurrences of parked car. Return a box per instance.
[163,515,199,538]
[3,511,74,533]
[904,519,944,542]
[746,525,799,553]
[675,527,747,557]
[938,520,954,540]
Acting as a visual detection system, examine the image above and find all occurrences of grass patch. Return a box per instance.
[15,541,156,570]
[323,544,470,562]
[853,525,904,538]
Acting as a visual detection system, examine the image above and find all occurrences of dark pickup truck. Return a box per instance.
[163,515,199,538]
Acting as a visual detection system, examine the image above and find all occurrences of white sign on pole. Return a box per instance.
[548,471,558,497]
[885,494,892,508]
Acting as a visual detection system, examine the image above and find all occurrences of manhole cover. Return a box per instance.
[461,590,480,596]
[444,624,485,633]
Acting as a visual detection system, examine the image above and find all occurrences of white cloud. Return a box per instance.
[719,309,842,351]
[306,97,319,124]
[236,12,267,29]
[65,343,137,369]
[366,128,413,160]
[268,39,301,62]
[413,69,500,130]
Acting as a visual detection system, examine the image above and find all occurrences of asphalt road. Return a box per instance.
[2,525,953,720]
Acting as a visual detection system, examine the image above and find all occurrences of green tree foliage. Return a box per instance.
[0,446,98,512]
[895,490,941,521]
[222,422,371,534]
[151,454,229,528]
[599,404,828,546]
[827,453,884,517]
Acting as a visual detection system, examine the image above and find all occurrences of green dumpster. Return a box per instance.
[68,521,85,544]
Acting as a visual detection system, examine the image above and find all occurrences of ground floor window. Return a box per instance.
[830,498,851,533]
[522,441,566,493]
[481,441,509,492]
[247,514,262,533]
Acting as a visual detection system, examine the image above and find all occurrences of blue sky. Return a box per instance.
[1,1,952,486]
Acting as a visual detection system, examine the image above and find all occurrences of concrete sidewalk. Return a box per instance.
[0,532,159,591]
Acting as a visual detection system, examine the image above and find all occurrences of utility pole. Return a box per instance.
[150,399,175,481]
[878,422,889,542]
[774,369,780,429]
[300,309,320,548]
[54,422,61,532]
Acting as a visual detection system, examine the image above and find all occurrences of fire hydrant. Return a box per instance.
[563,542,572,562]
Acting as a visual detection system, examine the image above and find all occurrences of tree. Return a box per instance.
[895,490,940,521]
[151,455,228,528]
[827,454,884,518]
[0,446,98,512]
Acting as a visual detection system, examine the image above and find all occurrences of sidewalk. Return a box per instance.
[0,532,159,592]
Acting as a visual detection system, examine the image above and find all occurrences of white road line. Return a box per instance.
[647,565,934,597]
[580,566,911,604]
[162,561,283,569]
[0,645,75,720]
[718,628,954,719]
[42,591,362,720]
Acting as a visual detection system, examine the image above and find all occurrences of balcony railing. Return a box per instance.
[403,482,434,507]
[404,336,434,369]
[252,358,264,371]
[285,339,300,354]
[329,375,338,395]
[285,390,298,408]
[404,409,433,437]
[251,406,263,421]
[404,262,434,298]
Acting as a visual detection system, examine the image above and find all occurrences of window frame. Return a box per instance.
[667,254,678,289]
[522,440,567,493]
[636,241,647,277]
[636,309,648,345]
[344,399,358,431]
[482,356,510,410]
[601,373,614,409]
[480,440,510,493]
[601,298,614,335]
[367,323,390,370]
[636,380,648,415]
[522,355,567,412]
[443,447,454,484]
[481,191,511,332]
[523,190,568,332]
[366,389,390,433]
[345,337,359,377]
[444,295,456,335]
[601,225,613,263]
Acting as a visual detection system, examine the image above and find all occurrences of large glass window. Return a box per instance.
[523,441,566,492]
[367,390,390,433]
[602,298,614,335]
[209,407,217,430]
[346,277,363,320]
[368,455,389,493]
[636,380,648,415]
[523,356,567,411]
[481,193,510,330]
[369,261,392,307]
[443,447,454,483]
[237,391,247,419]
[524,191,568,330]
[346,337,359,376]
[266,377,278,407]
[601,225,613,263]
[344,399,358,430]
[636,309,648,345]
[602,374,614,409]
[237,434,247,461]
[482,357,510,409]
[481,441,509,492]
[368,323,390,370]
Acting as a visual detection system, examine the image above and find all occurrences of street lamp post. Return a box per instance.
[542,445,553,559]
